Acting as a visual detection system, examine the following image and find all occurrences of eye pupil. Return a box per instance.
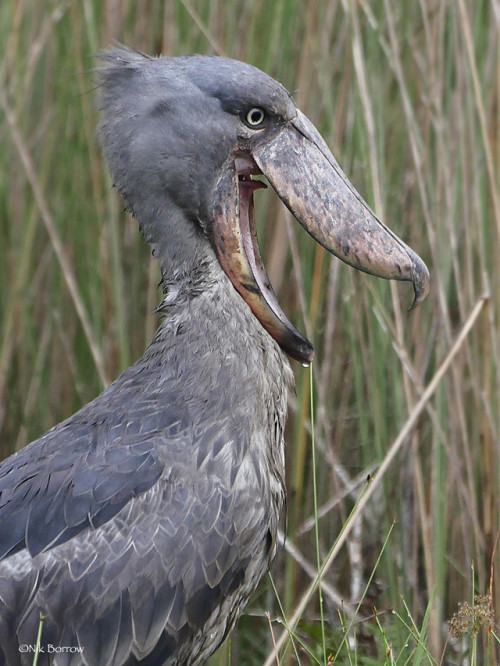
[246,107,265,126]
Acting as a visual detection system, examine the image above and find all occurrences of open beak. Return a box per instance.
[212,110,430,365]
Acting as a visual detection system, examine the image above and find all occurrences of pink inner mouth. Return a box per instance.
[237,175,268,289]
[234,155,273,298]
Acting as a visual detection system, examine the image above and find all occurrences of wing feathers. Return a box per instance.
[0,439,163,558]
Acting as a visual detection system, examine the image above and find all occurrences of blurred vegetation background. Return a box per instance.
[0,0,498,664]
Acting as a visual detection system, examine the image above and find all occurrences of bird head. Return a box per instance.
[97,47,429,364]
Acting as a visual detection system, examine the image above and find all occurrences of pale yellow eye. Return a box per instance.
[246,107,265,126]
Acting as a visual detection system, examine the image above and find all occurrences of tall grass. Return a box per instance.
[0,1,498,663]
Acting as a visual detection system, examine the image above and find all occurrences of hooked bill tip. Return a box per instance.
[408,252,431,311]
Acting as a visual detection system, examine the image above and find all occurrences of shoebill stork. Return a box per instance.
[0,46,429,665]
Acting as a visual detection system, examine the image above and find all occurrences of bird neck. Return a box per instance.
[135,201,221,304]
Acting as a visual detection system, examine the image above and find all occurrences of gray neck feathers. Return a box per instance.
[131,199,222,306]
